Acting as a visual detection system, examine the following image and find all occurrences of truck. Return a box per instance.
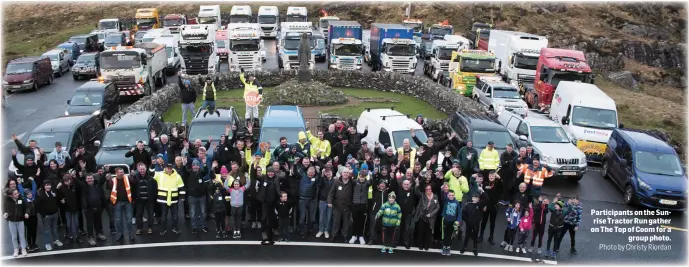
[438,49,498,96]
[428,21,453,40]
[423,40,459,81]
[526,48,594,111]
[318,16,340,43]
[369,23,417,74]
[135,8,160,31]
[285,7,308,22]
[327,21,364,70]
[258,6,280,38]
[152,34,181,75]
[278,22,315,70]
[179,24,219,76]
[198,5,222,31]
[215,30,230,61]
[467,22,493,50]
[402,19,424,35]
[443,35,471,50]
[162,14,187,34]
[99,43,167,97]
[98,18,123,31]
[230,5,252,24]
[227,24,263,72]
[488,30,548,88]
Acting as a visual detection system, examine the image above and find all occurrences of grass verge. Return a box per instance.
[3,24,94,66]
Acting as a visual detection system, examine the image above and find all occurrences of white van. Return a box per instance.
[152,34,181,75]
[356,108,428,153]
[550,81,620,162]
[142,29,171,43]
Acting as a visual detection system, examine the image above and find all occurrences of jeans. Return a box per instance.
[318,200,332,233]
[65,211,79,238]
[188,196,207,229]
[114,201,134,236]
[181,103,195,124]
[200,100,216,111]
[8,221,27,250]
[42,214,59,246]
[298,198,317,234]
[160,203,179,230]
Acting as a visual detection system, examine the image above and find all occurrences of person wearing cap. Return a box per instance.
[369,176,391,245]
[295,131,312,159]
[239,68,263,126]
[125,141,152,171]
[132,163,156,235]
[178,77,197,125]
[333,138,357,167]
[71,144,97,174]
[545,194,565,260]
[199,75,219,114]
[458,141,479,178]
[46,141,71,167]
[327,168,354,242]
[187,158,210,234]
[350,163,371,245]
[297,166,319,239]
[411,129,454,170]
[396,138,416,174]
[150,154,166,173]
[375,191,402,254]
[154,163,186,235]
[415,114,425,126]
[444,163,469,205]
[460,192,486,256]
[105,168,138,242]
[258,167,281,245]
[304,125,331,161]
[478,141,500,183]
[524,155,553,205]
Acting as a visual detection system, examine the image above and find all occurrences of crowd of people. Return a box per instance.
[4,116,583,260]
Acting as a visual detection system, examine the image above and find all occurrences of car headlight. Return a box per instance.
[570,134,578,145]
[92,110,101,116]
[638,178,652,191]
[580,155,587,164]
[23,79,33,84]
[496,104,505,111]
[2,81,7,85]
[64,111,69,116]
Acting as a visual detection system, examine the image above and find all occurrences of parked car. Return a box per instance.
[65,81,120,126]
[260,105,307,151]
[8,114,104,179]
[69,33,99,53]
[447,110,516,156]
[188,107,240,152]
[41,49,70,77]
[603,128,687,211]
[56,42,81,66]
[72,52,100,80]
[3,57,53,93]
[104,32,126,50]
[473,76,528,116]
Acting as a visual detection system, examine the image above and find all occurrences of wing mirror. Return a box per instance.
[67,100,71,104]
[561,116,570,125]
[620,159,628,167]
[94,140,101,147]
[518,135,528,141]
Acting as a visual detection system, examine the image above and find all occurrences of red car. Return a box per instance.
[3,57,54,93]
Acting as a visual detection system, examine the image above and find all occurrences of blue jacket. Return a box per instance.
[442,197,461,222]
[298,172,318,200]
[505,207,521,229]
[17,179,37,200]
[563,202,583,227]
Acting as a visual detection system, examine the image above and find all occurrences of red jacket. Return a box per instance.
[519,206,534,231]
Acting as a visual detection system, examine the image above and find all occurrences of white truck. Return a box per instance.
[141,28,171,43]
[230,5,252,24]
[162,14,187,34]
[152,34,181,75]
[226,24,264,72]
[98,18,123,31]
[285,7,308,22]
[99,43,167,97]
[329,38,363,70]
[278,22,315,70]
[198,5,222,32]
[488,30,548,87]
[179,24,219,76]
[317,16,340,43]
[423,40,459,81]
[443,35,471,51]
[258,6,280,38]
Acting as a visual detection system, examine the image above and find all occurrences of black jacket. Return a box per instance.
[276,201,292,218]
[149,139,179,164]
[375,147,398,168]
[396,187,419,214]
[186,166,209,197]
[348,129,368,147]
[412,135,450,166]
[482,178,502,208]
[35,189,59,216]
[210,189,228,213]
[133,171,157,201]
[179,77,197,104]
[81,182,106,209]
[3,196,28,221]
[327,178,354,209]
[41,166,65,189]
[318,175,335,202]
[258,176,281,204]
[125,148,152,169]
[57,183,81,212]
[499,150,519,180]
[549,208,565,228]
[533,200,550,225]
[72,151,97,174]
[12,154,41,180]
[333,143,358,166]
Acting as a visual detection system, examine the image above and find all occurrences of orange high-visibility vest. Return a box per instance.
[524,166,553,187]
[110,176,132,204]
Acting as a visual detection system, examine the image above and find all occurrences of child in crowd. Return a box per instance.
[560,195,582,255]
[440,190,461,256]
[460,193,483,256]
[376,192,401,254]
[229,180,246,239]
[24,189,38,252]
[530,196,550,255]
[277,192,292,242]
[503,202,521,252]
[5,188,28,257]
[546,194,565,260]
[517,203,533,254]
[210,184,228,239]
[36,182,62,250]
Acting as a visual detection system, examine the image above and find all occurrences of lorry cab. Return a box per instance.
[356,108,428,153]
[285,7,308,23]
[424,40,458,81]
[442,49,498,96]
[278,22,315,70]
[142,28,171,43]
[98,18,123,31]
[230,5,253,24]
[603,128,686,210]
[134,31,148,44]
[468,22,492,49]
[487,30,548,88]
[473,77,528,116]
[402,19,424,35]
[198,5,222,31]
[227,24,264,71]
[215,30,230,61]
[135,8,160,31]
[3,57,53,93]
[259,105,307,151]
[531,47,594,111]
[550,81,619,163]
[41,49,70,77]
[162,14,187,34]
[258,6,280,38]
[57,42,81,65]
[443,35,471,51]
[152,34,181,75]
[318,16,340,43]
[428,21,453,40]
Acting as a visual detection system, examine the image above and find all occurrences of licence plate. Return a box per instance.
[11,86,20,89]
[562,171,577,176]
[659,199,677,205]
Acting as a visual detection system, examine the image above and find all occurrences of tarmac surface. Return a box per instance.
[1,39,686,264]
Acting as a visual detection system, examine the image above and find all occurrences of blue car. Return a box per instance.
[57,42,81,66]
[259,105,306,151]
[603,128,687,211]
[313,35,326,62]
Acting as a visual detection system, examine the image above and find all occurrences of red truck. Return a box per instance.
[524,47,594,111]
[467,22,492,51]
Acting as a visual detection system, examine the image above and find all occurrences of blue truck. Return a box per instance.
[327,21,364,70]
[369,23,417,74]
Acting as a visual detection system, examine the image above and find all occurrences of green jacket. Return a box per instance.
[458,146,479,172]
[377,202,402,227]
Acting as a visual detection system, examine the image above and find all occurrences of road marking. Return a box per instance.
[660,225,688,232]
[0,240,556,263]
[3,132,25,146]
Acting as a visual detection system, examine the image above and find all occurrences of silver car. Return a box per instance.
[41,49,70,77]
[473,77,528,116]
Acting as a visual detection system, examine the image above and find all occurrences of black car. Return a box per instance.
[8,115,104,179]
[94,111,167,173]
[65,81,120,126]
[188,107,240,148]
[69,33,100,53]
[72,53,100,80]
[448,110,517,155]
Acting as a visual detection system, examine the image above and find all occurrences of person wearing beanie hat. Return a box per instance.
[375,191,402,254]
[178,75,197,125]
[415,114,424,126]
[440,189,462,256]
[368,176,391,245]
[186,155,210,234]
[460,192,485,256]
[350,164,371,245]
[295,131,312,159]
[150,154,165,173]
[258,166,280,245]
[545,194,565,260]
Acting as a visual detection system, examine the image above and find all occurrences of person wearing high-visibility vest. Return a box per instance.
[305,123,331,161]
[523,156,553,202]
[396,138,416,174]
[154,163,186,236]
[199,76,219,116]
[239,68,263,126]
[478,141,500,183]
[106,167,137,242]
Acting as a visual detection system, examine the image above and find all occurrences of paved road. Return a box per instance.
[2,40,685,264]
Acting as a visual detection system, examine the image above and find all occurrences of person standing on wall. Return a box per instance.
[199,75,219,115]
[239,68,263,127]
[178,76,197,126]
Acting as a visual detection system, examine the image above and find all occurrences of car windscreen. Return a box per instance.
[215,40,226,48]
[105,35,121,45]
[70,91,103,106]
[99,21,118,30]
[472,130,513,149]
[635,151,683,177]
[69,37,87,45]
[101,129,148,148]
[27,132,70,154]
[76,54,95,64]
[530,126,570,143]
[229,39,260,51]
[258,16,277,24]
[44,54,59,61]
[333,44,362,56]
[5,63,33,75]
[392,129,427,149]
[100,52,141,69]
[261,127,303,150]
[492,87,521,99]
[571,106,618,130]
[189,123,232,142]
